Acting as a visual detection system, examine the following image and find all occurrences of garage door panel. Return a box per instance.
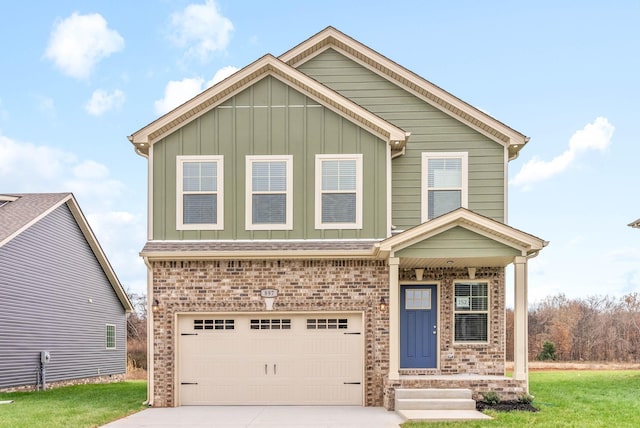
[178,313,363,405]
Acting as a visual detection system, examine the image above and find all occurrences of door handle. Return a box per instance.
[274,364,277,375]
[265,364,267,375]
[433,324,437,335]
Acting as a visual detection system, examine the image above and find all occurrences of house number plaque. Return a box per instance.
[261,289,278,298]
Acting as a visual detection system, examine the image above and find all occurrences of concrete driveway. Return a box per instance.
[102,406,404,427]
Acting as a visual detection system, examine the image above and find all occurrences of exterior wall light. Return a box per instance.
[379,297,387,311]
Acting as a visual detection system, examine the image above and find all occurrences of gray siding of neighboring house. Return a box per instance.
[0,204,126,389]
[297,49,506,229]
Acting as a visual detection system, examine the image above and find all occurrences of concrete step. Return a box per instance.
[397,409,492,422]
[395,397,476,411]
[395,388,472,400]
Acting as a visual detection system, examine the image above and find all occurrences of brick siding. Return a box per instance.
[151,260,520,408]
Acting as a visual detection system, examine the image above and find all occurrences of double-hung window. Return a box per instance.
[246,155,293,230]
[176,156,224,230]
[454,281,488,342]
[315,154,362,229]
[106,324,116,350]
[421,152,468,221]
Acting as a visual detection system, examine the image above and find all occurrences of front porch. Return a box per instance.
[383,373,526,410]
[375,209,547,410]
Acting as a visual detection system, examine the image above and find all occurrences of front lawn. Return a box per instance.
[0,381,147,428]
[403,370,640,427]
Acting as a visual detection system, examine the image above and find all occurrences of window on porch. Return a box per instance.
[454,281,488,342]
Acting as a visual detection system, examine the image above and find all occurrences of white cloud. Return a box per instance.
[207,65,238,86]
[0,133,76,182]
[45,12,124,79]
[511,117,614,189]
[85,89,125,116]
[153,66,239,115]
[154,77,205,115]
[169,0,233,62]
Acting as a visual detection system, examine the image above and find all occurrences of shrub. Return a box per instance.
[481,391,500,405]
[537,340,558,361]
[518,393,534,404]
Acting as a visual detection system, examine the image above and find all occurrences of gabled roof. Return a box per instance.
[629,218,640,228]
[0,193,133,312]
[280,27,529,160]
[129,54,410,156]
[375,208,547,266]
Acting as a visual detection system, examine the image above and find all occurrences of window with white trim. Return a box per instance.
[106,324,116,349]
[176,156,224,230]
[454,281,488,342]
[315,154,362,229]
[421,152,468,221]
[246,155,293,230]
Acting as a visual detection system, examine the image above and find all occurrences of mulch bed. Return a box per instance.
[476,400,539,412]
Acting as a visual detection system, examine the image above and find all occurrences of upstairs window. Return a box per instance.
[315,154,362,229]
[421,152,468,221]
[454,281,488,342]
[246,155,293,230]
[176,156,224,230]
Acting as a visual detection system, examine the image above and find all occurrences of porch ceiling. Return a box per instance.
[398,255,515,270]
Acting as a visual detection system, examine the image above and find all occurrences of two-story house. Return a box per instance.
[129,27,546,410]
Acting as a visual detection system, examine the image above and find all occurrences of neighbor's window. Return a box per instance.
[176,155,224,230]
[315,154,362,229]
[106,324,116,349]
[421,152,468,221]
[246,155,293,230]
[454,281,488,342]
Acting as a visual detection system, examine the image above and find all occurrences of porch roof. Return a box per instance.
[376,208,548,269]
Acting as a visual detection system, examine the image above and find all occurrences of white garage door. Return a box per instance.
[177,313,363,405]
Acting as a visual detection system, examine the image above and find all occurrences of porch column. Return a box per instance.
[388,257,400,380]
[513,256,529,388]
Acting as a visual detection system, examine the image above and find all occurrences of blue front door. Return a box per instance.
[400,285,437,368]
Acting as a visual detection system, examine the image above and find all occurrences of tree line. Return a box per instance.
[507,293,640,362]
[127,291,640,366]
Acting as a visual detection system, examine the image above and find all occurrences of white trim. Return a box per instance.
[314,154,362,229]
[386,145,392,237]
[148,145,154,240]
[105,324,117,350]
[245,155,293,230]
[452,280,489,344]
[176,155,224,231]
[421,152,468,223]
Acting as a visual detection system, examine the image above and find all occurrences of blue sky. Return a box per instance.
[1,1,638,304]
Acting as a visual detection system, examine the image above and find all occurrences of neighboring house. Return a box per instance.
[629,219,640,228]
[129,27,547,410]
[0,193,133,391]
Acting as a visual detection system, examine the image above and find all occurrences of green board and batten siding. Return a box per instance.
[297,48,506,230]
[395,226,521,259]
[152,76,388,240]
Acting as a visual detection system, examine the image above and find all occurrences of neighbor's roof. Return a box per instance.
[279,26,529,159]
[629,218,640,228]
[0,193,133,312]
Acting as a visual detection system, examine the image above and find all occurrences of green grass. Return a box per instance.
[0,381,147,428]
[403,370,640,427]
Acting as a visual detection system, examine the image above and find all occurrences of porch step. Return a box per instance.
[395,388,476,411]
[396,409,492,422]
[395,389,489,422]
[395,388,472,400]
